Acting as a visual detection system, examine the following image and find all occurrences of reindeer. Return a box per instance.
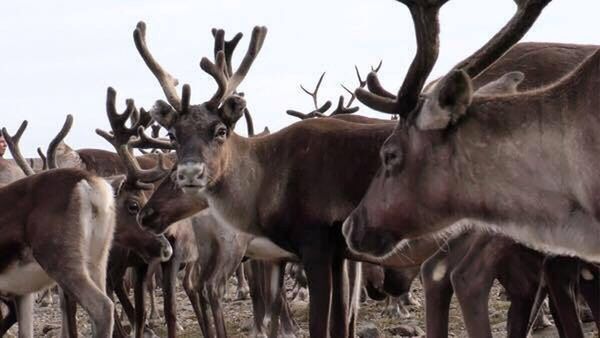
[415,75,600,338]
[0,123,116,338]
[1,112,173,338]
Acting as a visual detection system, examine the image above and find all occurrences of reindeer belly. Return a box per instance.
[246,236,298,261]
[0,260,54,296]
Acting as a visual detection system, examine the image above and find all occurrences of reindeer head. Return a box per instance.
[343,0,551,258]
[97,87,173,262]
[133,22,266,193]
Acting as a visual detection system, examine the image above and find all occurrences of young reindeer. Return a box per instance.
[0,120,116,338]
[86,87,174,338]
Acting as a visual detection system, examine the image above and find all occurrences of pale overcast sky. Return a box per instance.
[1,0,598,156]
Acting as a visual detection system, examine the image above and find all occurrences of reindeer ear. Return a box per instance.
[149,100,178,129]
[416,69,473,130]
[218,95,246,127]
[105,175,127,196]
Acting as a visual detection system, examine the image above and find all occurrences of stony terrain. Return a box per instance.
[3,274,597,337]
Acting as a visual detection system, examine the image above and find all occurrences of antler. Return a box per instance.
[454,0,552,78]
[129,121,175,150]
[134,21,190,112]
[356,0,449,116]
[329,96,360,116]
[36,148,48,170]
[201,26,268,109]
[356,0,551,117]
[1,121,35,176]
[97,87,169,190]
[212,28,244,78]
[46,114,73,169]
[286,72,333,120]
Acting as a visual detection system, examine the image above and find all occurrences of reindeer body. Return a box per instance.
[0,168,116,337]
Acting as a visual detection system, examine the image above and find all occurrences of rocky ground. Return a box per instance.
[4,275,597,337]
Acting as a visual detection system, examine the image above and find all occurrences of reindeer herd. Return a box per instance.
[0,0,599,337]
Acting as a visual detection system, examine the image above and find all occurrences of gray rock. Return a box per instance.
[358,322,381,338]
[388,324,425,337]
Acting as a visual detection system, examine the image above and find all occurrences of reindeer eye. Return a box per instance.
[128,202,140,215]
[215,127,227,140]
[167,132,177,142]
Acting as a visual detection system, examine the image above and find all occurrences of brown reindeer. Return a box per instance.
[0,124,116,338]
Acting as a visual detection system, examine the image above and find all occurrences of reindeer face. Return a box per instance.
[107,175,173,263]
[139,166,209,234]
[344,117,455,258]
[151,96,246,194]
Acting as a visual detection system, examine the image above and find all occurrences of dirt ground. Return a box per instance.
[4,275,597,337]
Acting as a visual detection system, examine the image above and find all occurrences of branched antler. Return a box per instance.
[134,21,190,112]
[97,87,169,190]
[201,26,268,109]
[356,0,551,117]
[356,0,449,116]
[286,72,334,120]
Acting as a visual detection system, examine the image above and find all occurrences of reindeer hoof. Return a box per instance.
[236,286,250,300]
[143,327,160,338]
[580,306,594,323]
[176,322,184,332]
[400,292,420,307]
[531,313,552,331]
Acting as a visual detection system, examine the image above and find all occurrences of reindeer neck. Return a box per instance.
[203,133,265,235]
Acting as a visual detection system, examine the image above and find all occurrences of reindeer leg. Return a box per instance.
[59,288,79,338]
[207,282,228,338]
[198,285,215,338]
[0,300,17,336]
[145,261,160,321]
[133,264,149,338]
[183,264,210,337]
[421,249,454,338]
[450,238,500,338]
[279,289,298,338]
[236,263,250,300]
[302,244,333,338]
[330,253,349,338]
[578,263,600,329]
[544,256,584,338]
[505,292,537,338]
[347,261,361,338]
[52,270,114,338]
[33,244,113,337]
[248,260,267,337]
[161,254,181,338]
[15,294,34,338]
[113,272,136,329]
[267,263,284,338]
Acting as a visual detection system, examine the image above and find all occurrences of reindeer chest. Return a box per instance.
[0,247,54,297]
